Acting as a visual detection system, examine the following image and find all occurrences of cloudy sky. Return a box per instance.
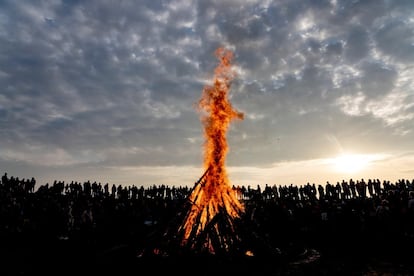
[1,0,414,188]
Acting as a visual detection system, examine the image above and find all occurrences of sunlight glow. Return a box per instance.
[331,154,377,173]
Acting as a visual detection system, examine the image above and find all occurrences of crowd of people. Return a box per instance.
[1,172,414,274]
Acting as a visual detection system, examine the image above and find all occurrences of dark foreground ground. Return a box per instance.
[2,237,414,276]
[2,175,414,275]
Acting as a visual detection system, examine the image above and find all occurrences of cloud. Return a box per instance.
[375,19,414,62]
[0,0,413,186]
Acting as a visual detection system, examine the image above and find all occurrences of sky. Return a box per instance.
[1,0,414,189]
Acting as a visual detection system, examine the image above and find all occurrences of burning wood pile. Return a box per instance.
[173,167,243,255]
[174,47,245,255]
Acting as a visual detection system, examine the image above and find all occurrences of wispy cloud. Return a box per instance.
[1,0,413,186]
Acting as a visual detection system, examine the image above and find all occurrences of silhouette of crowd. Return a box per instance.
[1,172,414,274]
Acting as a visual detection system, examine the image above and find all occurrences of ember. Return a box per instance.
[177,47,245,255]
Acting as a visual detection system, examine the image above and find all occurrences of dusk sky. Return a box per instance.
[1,0,414,189]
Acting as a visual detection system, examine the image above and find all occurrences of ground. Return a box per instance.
[2,239,414,276]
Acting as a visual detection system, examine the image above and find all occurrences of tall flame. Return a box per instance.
[179,47,245,254]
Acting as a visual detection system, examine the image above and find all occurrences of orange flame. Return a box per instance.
[179,47,245,253]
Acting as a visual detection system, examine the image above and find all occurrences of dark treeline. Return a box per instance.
[1,172,414,275]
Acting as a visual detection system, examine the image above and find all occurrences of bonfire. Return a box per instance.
[176,47,245,255]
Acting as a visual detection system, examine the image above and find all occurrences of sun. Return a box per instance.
[331,153,371,173]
